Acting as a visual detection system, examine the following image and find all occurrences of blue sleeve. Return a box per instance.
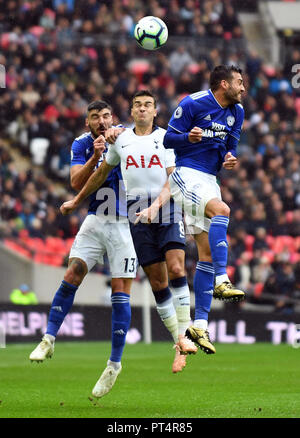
[164,96,195,150]
[226,104,244,156]
[163,129,191,150]
[167,96,194,134]
[71,140,86,166]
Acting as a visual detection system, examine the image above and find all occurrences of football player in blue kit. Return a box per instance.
[30,101,137,398]
[60,90,198,376]
[163,65,246,353]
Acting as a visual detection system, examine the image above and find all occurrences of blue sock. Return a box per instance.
[152,287,172,304]
[46,280,78,337]
[110,292,131,363]
[208,215,229,276]
[194,262,214,322]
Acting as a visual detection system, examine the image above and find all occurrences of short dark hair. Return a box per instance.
[131,90,157,108]
[209,65,243,92]
[87,100,112,114]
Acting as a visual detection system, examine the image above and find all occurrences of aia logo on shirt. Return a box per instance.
[126,154,163,169]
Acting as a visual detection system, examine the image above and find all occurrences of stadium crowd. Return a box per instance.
[0,0,300,311]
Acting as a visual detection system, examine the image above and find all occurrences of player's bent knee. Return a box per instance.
[168,263,185,279]
[64,258,88,286]
[213,202,230,218]
[150,279,168,291]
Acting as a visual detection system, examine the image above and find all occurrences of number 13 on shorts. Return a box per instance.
[124,257,136,273]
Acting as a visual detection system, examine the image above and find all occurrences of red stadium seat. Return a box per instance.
[227,266,235,281]
[45,237,67,256]
[266,235,275,250]
[273,236,295,253]
[254,283,264,297]
[4,239,32,259]
[245,235,255,252]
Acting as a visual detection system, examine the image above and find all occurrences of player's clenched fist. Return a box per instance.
[60,199,78,216]
[222,152,237,169]
[93,135,106,159]
[105,127,125,144]
[188,126,203,143]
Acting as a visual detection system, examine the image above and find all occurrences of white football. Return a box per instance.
[134,16,168,51]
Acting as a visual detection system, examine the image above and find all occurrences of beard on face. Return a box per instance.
[89,124,106,138]
[225,87,241,104]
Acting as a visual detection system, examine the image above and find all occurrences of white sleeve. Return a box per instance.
[105,144,120,166]
[165,147,176,168]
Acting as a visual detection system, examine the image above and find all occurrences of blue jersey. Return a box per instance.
[164,89,244,175]
[70,131,127,217]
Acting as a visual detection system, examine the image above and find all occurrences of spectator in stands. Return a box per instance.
[10,283,38,305]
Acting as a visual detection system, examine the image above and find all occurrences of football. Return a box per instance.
[134,16,168,50]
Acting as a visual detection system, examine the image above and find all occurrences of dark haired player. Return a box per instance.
[30,101,137,398]
[60,90,198,378]
[164,65,246,353]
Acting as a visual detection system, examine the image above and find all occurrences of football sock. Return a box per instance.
[110,292,131,363]
[46,280,78,338]
[169,276,191,335]
[194,262,214,328]
[153,287,178,343]
[208,215,229,284]
[107,359,122,371]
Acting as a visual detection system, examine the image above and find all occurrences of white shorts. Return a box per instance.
[169,167,222,234]
[69,214,137,278]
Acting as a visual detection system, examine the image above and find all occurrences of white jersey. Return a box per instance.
[105,127,175,201]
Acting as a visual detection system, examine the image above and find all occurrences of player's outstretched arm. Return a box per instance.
[60,159,115,215]
[134,166,174,224]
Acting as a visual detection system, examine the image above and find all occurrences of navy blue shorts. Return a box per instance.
[129,220,186,268]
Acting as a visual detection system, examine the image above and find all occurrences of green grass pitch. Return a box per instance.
[0,341,299,418]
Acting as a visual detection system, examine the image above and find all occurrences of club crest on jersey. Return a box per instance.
[174,106,183,119]
[126,154,163,169]
[227,115,235,126]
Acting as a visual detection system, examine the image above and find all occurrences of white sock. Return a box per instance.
[215,274,229,287]
[156,297,179,342]
[107,360,121,371]
[44,334,55,343]
[194,319,208,330]
[171,284,191,335]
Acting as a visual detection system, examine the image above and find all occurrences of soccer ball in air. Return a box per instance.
[134,16,168,50]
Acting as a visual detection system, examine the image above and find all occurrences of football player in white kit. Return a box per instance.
[61,91,198,376]
[29,101,137,399]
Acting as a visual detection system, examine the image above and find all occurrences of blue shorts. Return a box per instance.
[129,220,186,267]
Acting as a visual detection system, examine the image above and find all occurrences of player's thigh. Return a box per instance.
[193,231,212,261]
[106,221,137,279]
[129,221,164,268]
[69,215,106,272]
[143,261,169,291]
[169,167,222,233]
